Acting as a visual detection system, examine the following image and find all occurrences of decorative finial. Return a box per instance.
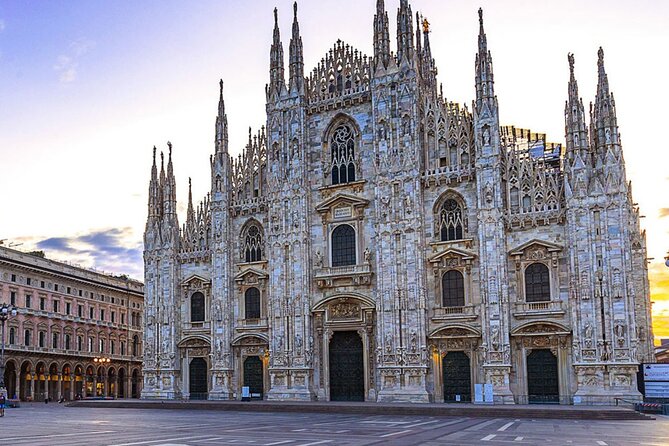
[478,7,483,26]
[598,46,604,64]
[274,7,278,25]
[167,141,172,151]
[219,79,223,94]
[422,17,430,33]
[568,52,574,75]
[293,1,297,18]
[189,177,192,188]
[152,145,156,159]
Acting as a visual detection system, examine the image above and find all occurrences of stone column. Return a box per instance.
[58,374,63,400]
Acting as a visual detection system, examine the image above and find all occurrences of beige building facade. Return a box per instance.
[0,246,144,401]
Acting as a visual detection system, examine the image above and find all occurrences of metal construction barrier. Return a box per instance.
[634,402,663,413]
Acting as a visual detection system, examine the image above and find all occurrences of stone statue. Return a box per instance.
[315,251,323,268]
[364,247,371,264]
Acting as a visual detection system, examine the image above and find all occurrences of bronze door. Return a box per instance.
[243,356,264,399]
[527,349,559,404]
[189,358,208,400]
[443,351,471,402]
[329,331,364,401]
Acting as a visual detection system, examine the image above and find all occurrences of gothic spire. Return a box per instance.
[148,146,160,220]
[421,16,436,91]
[215,79,228,152]
[163,142,177,218]
[591,47,620,160]
[475,8,495,112]
[288,2,304,94]
[396,0,414,65]
[596,47,611,105]
[373,0,390,70]
[564,53,590,171]
[186,177,195,227]
[269,7,286,97]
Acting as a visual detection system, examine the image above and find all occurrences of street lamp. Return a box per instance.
[0,303,18,398]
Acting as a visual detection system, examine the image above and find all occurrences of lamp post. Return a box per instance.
[0,303,18,398]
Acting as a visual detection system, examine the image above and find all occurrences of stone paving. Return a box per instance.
[0,403,668,445]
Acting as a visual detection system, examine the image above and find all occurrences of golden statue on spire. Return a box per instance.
[422,17,430,33]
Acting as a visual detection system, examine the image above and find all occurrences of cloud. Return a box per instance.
[659,208,669,218]
[33,227,143,279]
[53,39,95,83]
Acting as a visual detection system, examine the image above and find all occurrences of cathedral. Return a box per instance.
[141,1,654,404]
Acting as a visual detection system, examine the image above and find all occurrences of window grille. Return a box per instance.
[330,124,356,185]
[245,287,261,319]
[191,292,205,322]
[243,224,263,263]
[331,224,356,267]
[525,263,550,302]
[438,199,464,241]
[442,270,465,307]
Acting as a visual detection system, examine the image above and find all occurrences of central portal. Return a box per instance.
[527,349,559,404]
[243,356,264,399]
[329,331,364,401]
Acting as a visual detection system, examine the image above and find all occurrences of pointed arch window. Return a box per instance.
[438,199,464,241]
[242,223,264,263]
[9,327,15,345]
[331,224,356,267]
[442,270,465,307]
[525,263,550,302]
[190,292,205,322]
[330,123,356,185]
[244,287,261,320]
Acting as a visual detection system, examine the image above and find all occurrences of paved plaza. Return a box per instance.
[0,403,668,445]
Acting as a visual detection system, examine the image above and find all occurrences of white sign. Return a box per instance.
[645,382,669,398]
[455,394,461,402]
[474,384,484,403]
[241,386,250,398]
[643,364,669,382]
[484,384,494,403]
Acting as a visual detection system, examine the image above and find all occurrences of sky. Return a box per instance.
[1,1,668,336]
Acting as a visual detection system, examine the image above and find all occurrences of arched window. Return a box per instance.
[330,123,356,185]
[331,224,356,267]
[24,329,31,346]
[243,223,264,263]
[442,270,465,307]
[64,334,71,350]
[438,199,464,241]
[245,287,261,319]
[132,335,139,356]
[191,292,205,322]
[9,327,15,345]
[525,263,550,302]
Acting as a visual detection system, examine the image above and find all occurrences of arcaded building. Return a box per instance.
[0,246,144,400]
[141,1,654,404]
